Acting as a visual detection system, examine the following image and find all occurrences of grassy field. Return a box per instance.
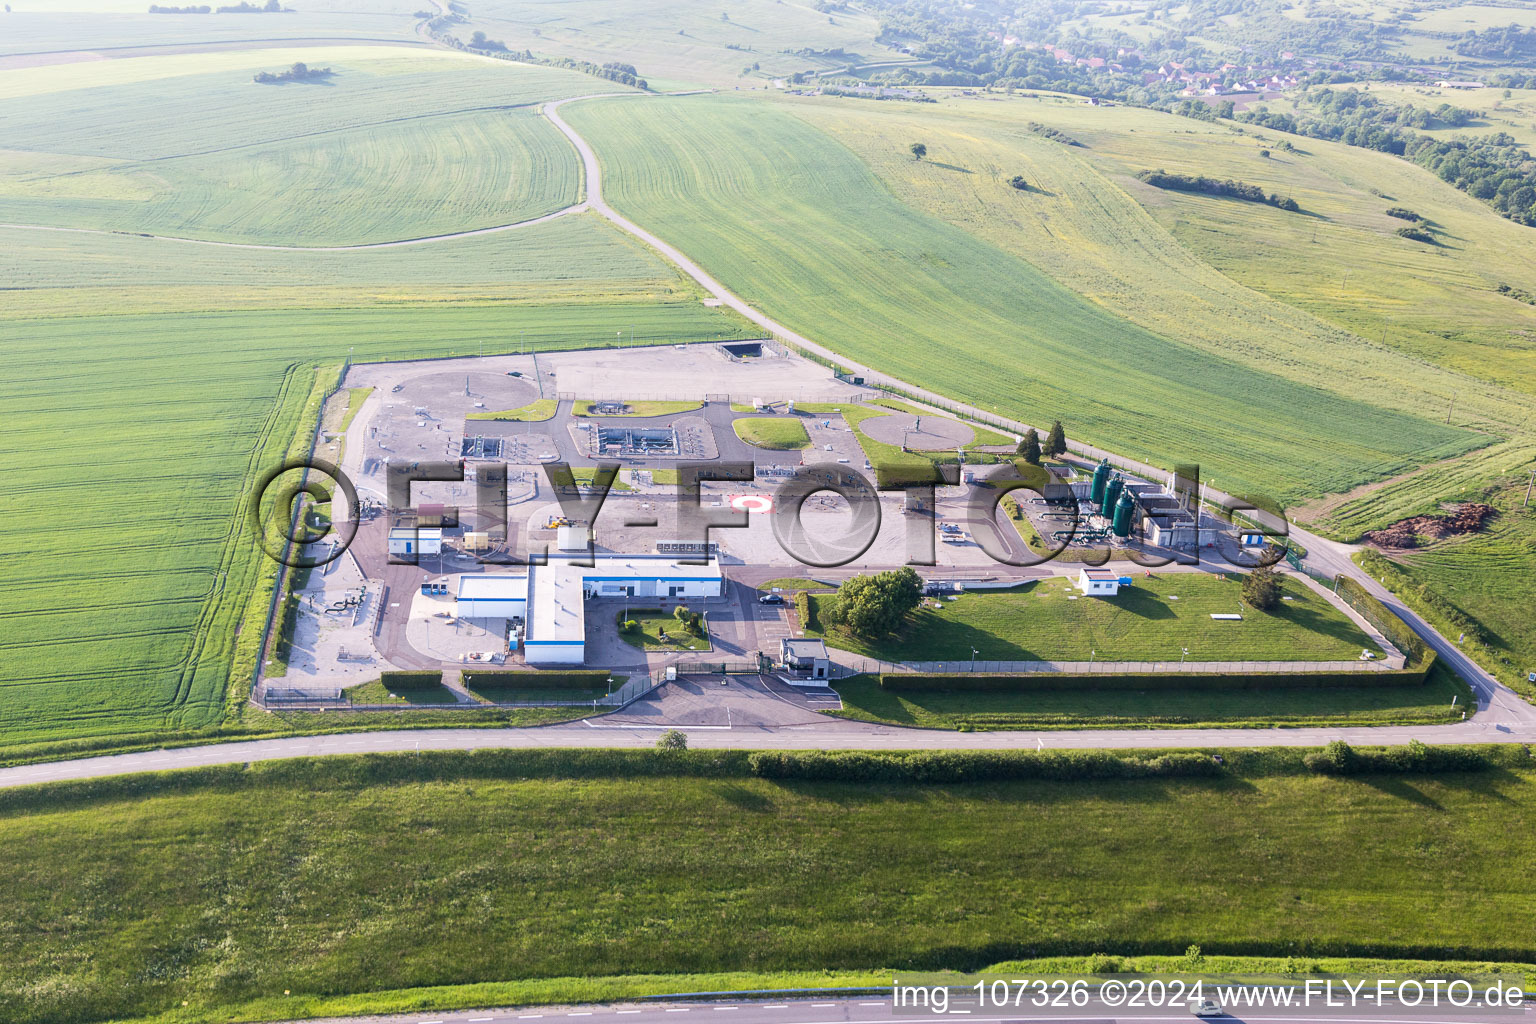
[733,415,811,449]
[2,751,1534,1023]
[807,575,1383,663]
[1356,474,1536,697]
[780,91,1536,527]
[829,665,1470,730]
[0,48,599,245]
[0,4,423,55]
[467,398,558,422]
[564,93,1481,505]
[573,399,701,417]
[459,0,907,89]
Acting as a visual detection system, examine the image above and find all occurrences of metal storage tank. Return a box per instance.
[1090,458,1112,505]
[1112,490,1135,537]
[1101,474,1124,518]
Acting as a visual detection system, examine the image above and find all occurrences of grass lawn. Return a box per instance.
[808,574,1383,663]
[344,681,460,706]
[757,577,836,591]
[467,398,557,422]
[2,751,1535,1023]
[573,400,702,417]
[616,609,713,652]
[829,665,1470,730]
[732,415,811,450]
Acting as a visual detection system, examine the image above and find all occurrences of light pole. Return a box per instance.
[970,646,979,672]
[1181,647,1189,666]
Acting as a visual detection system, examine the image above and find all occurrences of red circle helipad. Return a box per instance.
[729,493,774,513]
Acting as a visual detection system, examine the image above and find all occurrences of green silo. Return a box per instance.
[1090,458,1112,506]
[1100,474,1124,518]
[1112,490,1135,538]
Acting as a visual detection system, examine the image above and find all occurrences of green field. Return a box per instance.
[616,609,712,652]
[0,49,601,245]
[467,398,558,422]
[830,667,1469,730]
[2,750,1534,1023]
[807,575,1383,663]
[732,415,811,449]
[564,93,1481,504]
[573,399,702,417]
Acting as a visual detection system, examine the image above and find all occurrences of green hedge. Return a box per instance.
[461,670,614,690]
[378,671,443,689]
[747,749,1223,782]
[880,667,1432,691]
[1304,739,1491,775]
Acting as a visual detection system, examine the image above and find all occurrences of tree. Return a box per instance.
[833,567,922,638]
[1242,564,1280,611]
[910,142,927,161]
[1009,174,1028,190]
[656,728,688,750]
[1044,419,1067,458]
[1017,427,1041,464]
[1259,148,1271,158]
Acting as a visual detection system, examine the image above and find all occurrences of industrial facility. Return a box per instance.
[455,555,725,667]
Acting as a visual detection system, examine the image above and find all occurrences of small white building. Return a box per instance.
[781,637,832,680]
[556,525,592,552]
[388,527,441,558]
[1076,568,1126,596]
[456,574,528,620]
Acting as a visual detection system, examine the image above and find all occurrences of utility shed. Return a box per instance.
[388,527,441,557]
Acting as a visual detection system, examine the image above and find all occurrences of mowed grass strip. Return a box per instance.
[807,575,1382,663]
[1,756,1534,1023]
[564,93,1479,503]
[733,415,811,449]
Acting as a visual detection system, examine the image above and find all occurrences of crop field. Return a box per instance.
[0,4,423,55]
[462,0,906,90]
[0,48,605,245]
[2,752,1534,1023]
[807,575,1383,663]
[566,93,1481,504]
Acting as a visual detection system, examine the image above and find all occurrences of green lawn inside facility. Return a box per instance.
[732,415,811,450]
[830,667,1469,731]
[808,574,1383,664]
[616,609,713,652]
[2,751,1534,1023]
[467,398,557,422]
[573,400,702,417]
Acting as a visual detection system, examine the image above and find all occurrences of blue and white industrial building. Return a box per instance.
[455,554,724,667]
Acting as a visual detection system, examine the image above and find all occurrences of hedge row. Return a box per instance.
[1304,739,1491,774]
[1334,574,1430,666]
[2,746,1528,815]
[746,749,1224,782]
[462,670,614,690]
[378,671,443,689]
[880,668,1431,692]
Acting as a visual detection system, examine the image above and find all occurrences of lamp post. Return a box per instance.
[1181,647,1189,666]
[970,646,979,672]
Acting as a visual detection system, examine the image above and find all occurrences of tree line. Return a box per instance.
[1136,169,1302,212]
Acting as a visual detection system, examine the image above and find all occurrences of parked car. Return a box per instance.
[1188,997,1225,1018]
[758,592,785,605]
[506,370,522,377]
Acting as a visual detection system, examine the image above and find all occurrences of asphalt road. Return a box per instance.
[270,991,1534,1024]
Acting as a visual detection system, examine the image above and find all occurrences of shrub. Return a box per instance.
[623,619,639,633]
[1304,739,1360,774]
[1009,175,1028,190]
[880,669,1428,691]
[1302,740,1490,775]
[462,670,612,690]
[746,749,1223,783]
[656,729,688,750]
[1396,225,1436,244]
[1386,206,1423,221]
[378,670,443,690]
[1242,565,1281,611]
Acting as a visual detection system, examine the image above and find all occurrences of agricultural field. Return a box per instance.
[457,0,908,90]
[563,93,1484,505]
[0,0,423,56]
[805,575,1384,664]
[0,47,751,754]
[0,47,605,245]
[2,751,1534,1023]
[830,668,1469,730]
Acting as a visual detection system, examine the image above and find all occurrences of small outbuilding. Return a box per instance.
[781,637,832,680]
[457,574,529,620]
[388,527,441,558]
[1076,568,1130,596]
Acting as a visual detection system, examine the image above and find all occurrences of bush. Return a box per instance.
[1242,565,1281,611]
[880,668,1429,691]
[623,619,639,633]
[1386,206,1423,221]
[1396,225,1436,243]
[378,671,443,690]
[1009,175,1028,190]
[656,729,688,751]
[1304,739,1491,775]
